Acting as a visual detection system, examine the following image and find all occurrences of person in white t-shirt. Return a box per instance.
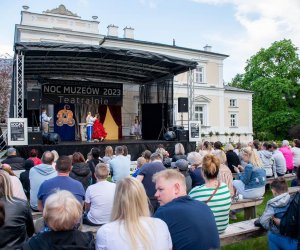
[96,177,172,250]
[83,163,115,226]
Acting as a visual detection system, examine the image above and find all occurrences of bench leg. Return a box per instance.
[244,207,256,220]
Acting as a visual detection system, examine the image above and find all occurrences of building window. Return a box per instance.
[195,104,205,125]
[230,113,237,127]
[195,66,204,83]
[230,99,237,107]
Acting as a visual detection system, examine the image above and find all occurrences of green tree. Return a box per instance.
[229,39,300,139]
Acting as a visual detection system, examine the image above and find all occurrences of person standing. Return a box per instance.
[86,112,96,142]
[40,108,52,133]
[92,114,107,142]
[279,140,294,173]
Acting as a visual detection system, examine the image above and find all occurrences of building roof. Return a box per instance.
[14,42,197,84]
[103,37,229,58]
[224,85,253,93]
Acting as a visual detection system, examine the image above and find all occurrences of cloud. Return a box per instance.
[138,0,157,9]
[192,0,300,81]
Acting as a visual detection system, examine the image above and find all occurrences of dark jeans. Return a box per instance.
[82,213,103,226]
[277,172,285,177]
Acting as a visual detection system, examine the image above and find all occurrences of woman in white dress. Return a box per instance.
[96,177,172,250]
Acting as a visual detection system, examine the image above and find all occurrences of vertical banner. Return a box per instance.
[7,118,28,146]
[189,120,201,142]
[54,104,76,141]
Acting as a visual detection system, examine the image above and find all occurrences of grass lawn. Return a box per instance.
[222,187,273,250]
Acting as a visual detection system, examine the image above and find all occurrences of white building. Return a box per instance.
[14,5,253,143]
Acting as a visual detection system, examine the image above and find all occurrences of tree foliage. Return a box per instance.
[0,58,12,123]
[229,39,300,139]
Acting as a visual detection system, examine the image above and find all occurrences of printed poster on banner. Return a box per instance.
[7,118,28,146]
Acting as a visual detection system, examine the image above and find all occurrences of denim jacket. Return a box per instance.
[238,163,266,190]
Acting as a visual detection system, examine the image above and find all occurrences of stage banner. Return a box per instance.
[54,104,76,141]
[42,82,123,106]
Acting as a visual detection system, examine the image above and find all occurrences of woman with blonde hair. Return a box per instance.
[22,190,94,249]
[213,150,234,196]
[233,146,266,199]
[102,146,114,164]
[0,170,34,248]
[189,154,231,234]
[172,143,187,162]
[96,177,172,250]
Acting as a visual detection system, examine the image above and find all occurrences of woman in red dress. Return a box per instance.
[92,114,107,141]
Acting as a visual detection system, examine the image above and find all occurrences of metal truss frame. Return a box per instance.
[15,53,24,118]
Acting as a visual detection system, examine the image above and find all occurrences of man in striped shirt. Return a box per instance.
[189,154,231,234]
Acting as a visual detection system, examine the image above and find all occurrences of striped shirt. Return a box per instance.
[189,182,231,234]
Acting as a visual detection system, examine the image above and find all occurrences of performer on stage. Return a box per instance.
[86,112,96,142]
[40,108,52,133]
[131,116,141,140]
[92,114,107,142]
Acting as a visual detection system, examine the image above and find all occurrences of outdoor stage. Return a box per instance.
[15,139,196,161]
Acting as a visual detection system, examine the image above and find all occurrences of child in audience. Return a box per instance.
[255,178,297,250]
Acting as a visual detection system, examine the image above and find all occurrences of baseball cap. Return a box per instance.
[172,159,189,171]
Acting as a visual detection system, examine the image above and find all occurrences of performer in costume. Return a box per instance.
[86,112,96,142]
[131,116,141,140]
[92,114,107,142]
[40,108,52,133]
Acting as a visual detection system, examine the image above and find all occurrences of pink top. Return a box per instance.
[28,157,42,166]
[279,146,294,170]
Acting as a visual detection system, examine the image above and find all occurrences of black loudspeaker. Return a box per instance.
[141,103,167,140]
[42,133,61,145]
[27,90,41,110]
[28,132,43,145]
[163,131,176,141]
[178,98,188,113]
[176,129,189,141]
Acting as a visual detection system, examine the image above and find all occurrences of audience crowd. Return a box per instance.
[0,138,300,249]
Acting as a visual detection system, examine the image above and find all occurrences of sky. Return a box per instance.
[1,0,300,82]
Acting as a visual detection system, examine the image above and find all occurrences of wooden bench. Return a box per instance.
[231,198,263,220]
[220,219,265,246]
[222,186,300,245]
[232,173,296,183]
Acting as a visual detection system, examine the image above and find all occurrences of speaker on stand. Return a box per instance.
[178,97,188,128]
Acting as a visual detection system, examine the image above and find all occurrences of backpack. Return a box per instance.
[279,191,300,239]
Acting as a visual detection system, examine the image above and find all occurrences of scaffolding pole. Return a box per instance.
[187,68,195,121]
[15,53,24,118]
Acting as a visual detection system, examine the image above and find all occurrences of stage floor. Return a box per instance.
[15,139,196,161]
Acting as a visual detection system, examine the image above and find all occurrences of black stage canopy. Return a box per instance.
[14,42,197,84]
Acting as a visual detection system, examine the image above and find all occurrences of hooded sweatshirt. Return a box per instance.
[69,162,92,190]
[29,164,57,210]
[259,150,274,177]
[259,192,291,234]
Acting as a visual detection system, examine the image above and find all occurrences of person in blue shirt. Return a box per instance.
[153,169,220,250]
[233,146,266,199]
[37,155,85,211]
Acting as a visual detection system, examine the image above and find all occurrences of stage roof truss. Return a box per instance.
[15,42,197,85]
[12,42,197,118]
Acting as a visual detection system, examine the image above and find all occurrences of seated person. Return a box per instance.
[27,149,42,166]
[37,156,85,211]
[233,147,266,199]
[20,160,34,199]
[2,147,25,170]
[22,190,95,249]
[0,170,34,249]
[189,154,231,234]
[84,164,116,226]
[256,178,297,250]
[132,157,146,177]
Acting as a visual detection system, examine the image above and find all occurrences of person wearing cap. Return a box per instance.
[172,159,192,193]
[20,159,34,199]
[137,152,166,214]
[2,147,25,170]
